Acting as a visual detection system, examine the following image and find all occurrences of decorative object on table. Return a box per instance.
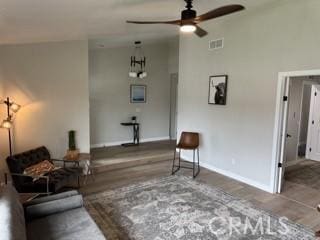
[208,75,228,105]
[130,84,146,103]
[121,117,140,147]
[65,130,80,160]
[6,146,81,194]
[127,1,245,38]
[85,175,314,239]
[131,116,137,124]
[172,131,200,178]
[0,97,21,156]
[129,41,147,79]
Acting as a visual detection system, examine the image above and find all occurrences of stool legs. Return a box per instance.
[171,149,176,175]
[193,149,195,177]
[172,147,200,178]
[193,148,200,178]
[172,148,181,175]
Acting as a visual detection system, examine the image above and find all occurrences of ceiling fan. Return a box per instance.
[126,0,245,38]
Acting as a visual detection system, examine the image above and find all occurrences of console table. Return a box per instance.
[121,122,140,147]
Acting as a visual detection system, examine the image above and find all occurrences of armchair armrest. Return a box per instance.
[10,173,50,194]
[11,173,49,180]
[51,158,79,163]
[51,158,80,168]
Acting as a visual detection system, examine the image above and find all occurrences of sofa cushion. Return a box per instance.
[27,208,105,240]
[0,185,27,240]
[24,190,79,207]
[25,195,83,221]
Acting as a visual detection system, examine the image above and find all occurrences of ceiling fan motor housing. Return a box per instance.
[181,9,196,21]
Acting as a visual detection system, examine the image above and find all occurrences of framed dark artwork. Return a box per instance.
[208,75,228,105]
[130,85,146,103]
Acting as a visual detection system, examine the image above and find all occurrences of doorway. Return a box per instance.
[272,70,320,193]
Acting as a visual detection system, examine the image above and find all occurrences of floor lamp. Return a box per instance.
[0,97,21,157]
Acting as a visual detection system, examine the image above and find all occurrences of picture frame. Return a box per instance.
[130,84,146,103]
[208,75,228,105]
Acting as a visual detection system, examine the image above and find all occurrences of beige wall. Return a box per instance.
[178,0,320,192]
[89,41,178,146]
[0,40,90,168]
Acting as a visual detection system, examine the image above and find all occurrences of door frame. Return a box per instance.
[271,69,320,193]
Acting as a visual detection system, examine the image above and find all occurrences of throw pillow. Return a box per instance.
[23,160,56,179]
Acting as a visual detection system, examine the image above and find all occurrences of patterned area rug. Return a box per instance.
[84,176,315,239]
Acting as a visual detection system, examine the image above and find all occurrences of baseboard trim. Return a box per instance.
[91,136,170,148]
[202,163,273,193]
[180,153,272,193]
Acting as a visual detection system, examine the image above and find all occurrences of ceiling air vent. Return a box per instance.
[209,38,224,50]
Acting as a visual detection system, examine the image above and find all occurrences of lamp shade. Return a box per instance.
[10,103,21,113]
[0,119,12,129]
[129,72,138,78]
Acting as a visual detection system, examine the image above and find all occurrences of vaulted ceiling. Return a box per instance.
[0,0,275,46]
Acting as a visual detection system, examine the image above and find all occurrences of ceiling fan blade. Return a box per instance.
[195,4,245,23]
[194,26,208,38]
[126,20,181,25]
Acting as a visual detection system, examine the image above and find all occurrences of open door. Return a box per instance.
[277,77,291,193]
[306,85,320,161]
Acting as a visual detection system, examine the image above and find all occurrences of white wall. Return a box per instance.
[90,42,177,147]
[178,0,320,192]
[0,40,90,164]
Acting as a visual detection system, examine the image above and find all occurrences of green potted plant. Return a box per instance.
[66,130,79,160]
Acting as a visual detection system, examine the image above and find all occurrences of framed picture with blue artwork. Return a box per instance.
[208,75,228,105]
[130,84,146,103]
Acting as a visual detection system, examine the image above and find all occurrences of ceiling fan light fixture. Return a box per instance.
[127,1,245,38]
[180,24,196,33]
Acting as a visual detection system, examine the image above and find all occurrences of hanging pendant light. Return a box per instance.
[129,41,147,79]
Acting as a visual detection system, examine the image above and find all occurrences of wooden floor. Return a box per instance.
[80,159,320,232]
[90,140,175,172]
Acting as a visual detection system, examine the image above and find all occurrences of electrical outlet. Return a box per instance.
[136,108,141,113]
[231,158,236,165]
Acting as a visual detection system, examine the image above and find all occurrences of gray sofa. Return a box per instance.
[0,185,106,240]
